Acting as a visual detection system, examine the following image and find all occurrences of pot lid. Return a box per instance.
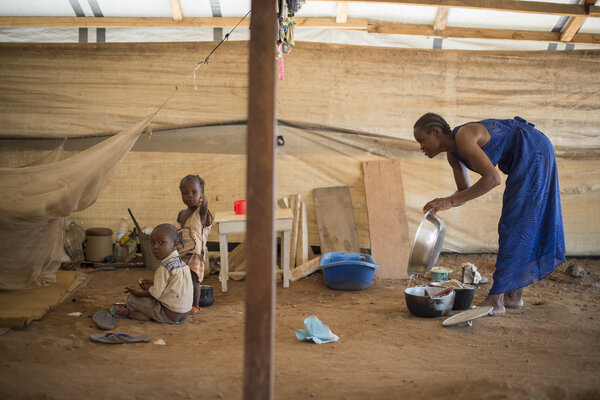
[431,267,453,274]
[86,227,113,236]
[442,306,493,327]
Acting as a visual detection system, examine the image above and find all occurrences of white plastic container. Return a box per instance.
[115,217,129,243]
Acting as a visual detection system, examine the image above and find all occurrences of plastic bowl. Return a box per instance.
[404,286,455,318]
[452,287,476,310]
[319,252,380,291]
[430,266,454,282]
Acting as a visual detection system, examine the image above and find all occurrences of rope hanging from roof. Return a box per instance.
[193,10,251,91]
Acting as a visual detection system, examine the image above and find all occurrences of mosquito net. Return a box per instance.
[0,115,153,290]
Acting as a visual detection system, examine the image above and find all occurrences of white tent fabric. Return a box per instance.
[0,0,599,51]
[0,115,153,290]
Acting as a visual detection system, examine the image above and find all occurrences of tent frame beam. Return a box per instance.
[314,0,598,18]
[1,16,598,46]
[1,0,599,47]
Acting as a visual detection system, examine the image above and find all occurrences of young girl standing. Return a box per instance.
[177,174,214,314]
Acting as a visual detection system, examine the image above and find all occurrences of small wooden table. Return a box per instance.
[215,208,293,292]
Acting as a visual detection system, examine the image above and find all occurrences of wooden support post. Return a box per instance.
[244,1,277,400]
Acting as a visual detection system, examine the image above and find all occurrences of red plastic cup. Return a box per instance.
[234,200,246,215]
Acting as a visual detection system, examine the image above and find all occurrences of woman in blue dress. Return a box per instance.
[413,113,565,316]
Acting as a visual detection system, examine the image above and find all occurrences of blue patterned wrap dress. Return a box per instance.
[451,116,566,294]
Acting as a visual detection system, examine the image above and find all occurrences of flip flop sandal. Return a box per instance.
[89,333,150,344]
[92,310,115,330]
[189,307,201,315]
[504,304,523,309]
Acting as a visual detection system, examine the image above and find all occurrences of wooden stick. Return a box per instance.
[229,240,247,269]
[288,194,301,269]
[290,256,322,282]
[230,260,246,281]
[296,200,309,267]
[277,197,289,209]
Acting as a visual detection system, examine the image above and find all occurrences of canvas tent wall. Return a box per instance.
[0,41,598,261]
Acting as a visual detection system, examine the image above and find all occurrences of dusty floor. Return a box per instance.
[0,253,599,400]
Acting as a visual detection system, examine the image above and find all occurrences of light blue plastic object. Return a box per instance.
[296,316,339,344]
[318,252,380,291]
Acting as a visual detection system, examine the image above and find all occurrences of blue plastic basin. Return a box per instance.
[319,252,380,291]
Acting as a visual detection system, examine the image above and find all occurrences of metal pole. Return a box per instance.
[244,1,277,399]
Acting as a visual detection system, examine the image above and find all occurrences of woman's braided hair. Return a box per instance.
[413,113,452,136]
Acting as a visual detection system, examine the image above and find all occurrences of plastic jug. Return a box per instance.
[116,217,129,243]
[65,221,85,261]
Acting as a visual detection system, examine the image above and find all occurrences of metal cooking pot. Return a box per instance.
[404,286,455,318]
[407,210,446,275]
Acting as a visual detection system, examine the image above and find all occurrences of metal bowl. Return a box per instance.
[407,210,446,275]
[404,286,455,318]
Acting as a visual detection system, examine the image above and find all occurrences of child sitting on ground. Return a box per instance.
[177,174,214,314]
[123,223,192,324]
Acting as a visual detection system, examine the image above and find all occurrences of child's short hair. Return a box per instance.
[152,223,178,241]
[180,174,205,192]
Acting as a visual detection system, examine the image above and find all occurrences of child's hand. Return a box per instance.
[124,285,141,296]
[139,279,153,290]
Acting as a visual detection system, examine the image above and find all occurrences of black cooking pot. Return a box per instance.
[405,286,455,318]
[198,285,214,307]
[452,287,476,310]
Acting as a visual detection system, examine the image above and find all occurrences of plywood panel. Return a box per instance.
[313,186,360,254]
[363,160,410,280]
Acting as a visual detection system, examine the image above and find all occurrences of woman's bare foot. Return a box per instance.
[478,293,505,316]
[504,288,524,309]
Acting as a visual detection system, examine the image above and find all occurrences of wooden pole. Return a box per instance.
[244,1,277,400]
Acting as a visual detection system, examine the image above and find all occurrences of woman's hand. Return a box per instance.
[423,197,454,213]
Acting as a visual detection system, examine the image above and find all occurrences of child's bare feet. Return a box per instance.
[128,310,151,321]
[504,288,524,309]
[478,293,505,316]
[189,306,201,315]
[113,305,129,318]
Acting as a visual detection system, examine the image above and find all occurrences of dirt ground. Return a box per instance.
[0,253,599,400]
